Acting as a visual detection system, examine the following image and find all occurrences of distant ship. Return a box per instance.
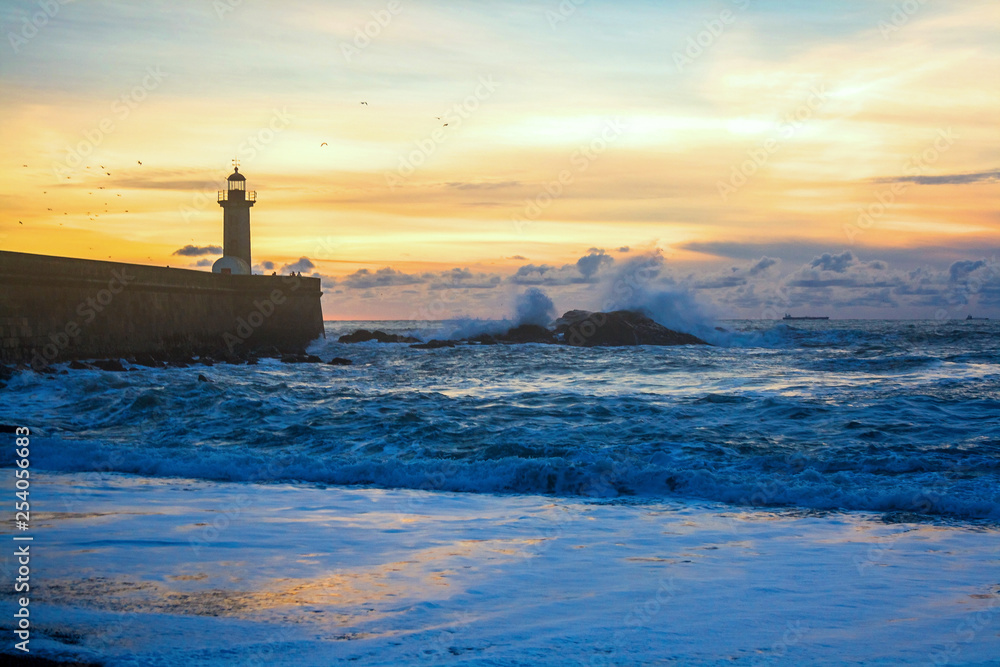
[966,315,990,321]
[783,314,829,321]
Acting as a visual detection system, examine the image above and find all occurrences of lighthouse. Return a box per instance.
[212,163,256,275]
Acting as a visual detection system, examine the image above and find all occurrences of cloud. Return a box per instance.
[617,246,630,253]
[576,249,614,280]
[194,259,213,267]
[446,180,521,190]
[342,267,424,289]
[508,255,527,260]
[949,259,987,282]
[873,169,1000,186]
[809,251,856,273]
[748,256,778,276]
[281,257,315,274]
[172,244,222,257]
[428,268,502,290]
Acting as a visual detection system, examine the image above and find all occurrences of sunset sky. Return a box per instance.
[1,0,998,320]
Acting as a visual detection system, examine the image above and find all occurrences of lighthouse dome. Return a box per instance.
[212,255,251,276]
[227,168,246,182]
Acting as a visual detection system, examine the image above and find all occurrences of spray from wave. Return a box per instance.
[514,287,556,326]
[596,251,725,343]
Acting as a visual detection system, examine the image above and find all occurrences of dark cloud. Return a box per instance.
[194,259,213,267]
[678,240,1000,270]
[748,256,778,276]
[576,250,614,280]
[429,268,502,290]
[508,255,528,260]
[172,244,222,257]
[342,267,424,289]
[949,260,987,282]
[809,251,856,273]
[873,169,1000,186]
[617,246,630,253]
[510,264,558,285]
[282,257,315,274]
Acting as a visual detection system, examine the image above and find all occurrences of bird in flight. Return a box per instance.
[360,101,368,105]
[320,142,328,147]
[137,160,142,165]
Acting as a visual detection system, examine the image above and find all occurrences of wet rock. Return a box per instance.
[468,333,498,345]
[197,373,211,383]
[68,360,94,370]
[338,329,420,344]
[553,310,708,347]
[496,324,557,344]
[133,352,162,368]
[327,357,353,365]
[92,358,127,372]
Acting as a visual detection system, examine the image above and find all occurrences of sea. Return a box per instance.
[3,318,1000,665]
[6,318,999,523]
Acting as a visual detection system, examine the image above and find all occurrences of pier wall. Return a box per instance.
[0,251,324,366]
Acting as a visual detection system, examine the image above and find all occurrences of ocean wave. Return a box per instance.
[16,434,1000,522]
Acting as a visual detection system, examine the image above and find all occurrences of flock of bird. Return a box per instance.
[17,160,140,232]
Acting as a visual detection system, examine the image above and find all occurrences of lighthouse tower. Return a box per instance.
[212,162,256,275]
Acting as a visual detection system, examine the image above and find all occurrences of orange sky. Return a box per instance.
[1,0,998,318]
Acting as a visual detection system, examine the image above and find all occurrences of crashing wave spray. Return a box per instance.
[514,287,557,326]
[600,251,725,343]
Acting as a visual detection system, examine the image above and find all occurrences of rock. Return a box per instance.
[553,310,708,347]
[327,357,353,365]
[496,324,557,344]
[338,329,420,344]
[552,309,595,328]
[468,333,498,345]
[197,373,211,383]
[410,339,456,349]
[133,352,162,368]
[68,360,94,370]
[280,353,322,363]
[92,358,127,372]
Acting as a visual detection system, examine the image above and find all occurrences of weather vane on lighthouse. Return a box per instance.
[212,160,257,275]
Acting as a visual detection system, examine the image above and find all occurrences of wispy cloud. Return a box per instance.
[872,169,1000,186]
